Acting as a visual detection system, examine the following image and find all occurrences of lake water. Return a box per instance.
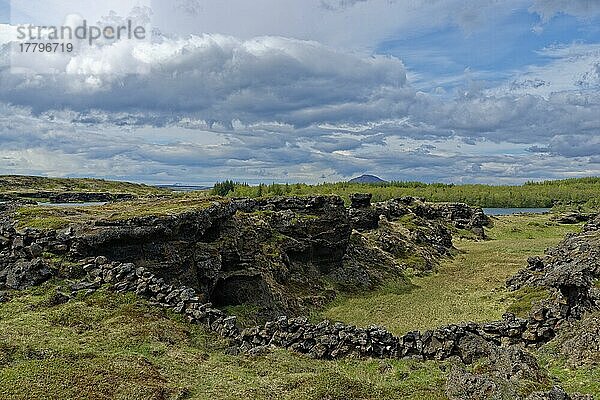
[483,208,551,216]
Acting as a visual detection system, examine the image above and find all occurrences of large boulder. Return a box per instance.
[507,218,600,321]
[0,258,54,290]
[349,193,372,208]
[446,345,563,400]
[552,311,600,367]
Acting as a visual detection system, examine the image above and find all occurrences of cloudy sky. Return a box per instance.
[0,0,599,185]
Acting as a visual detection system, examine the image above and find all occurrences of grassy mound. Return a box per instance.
[13,195,222,230]
[0,175,168,196]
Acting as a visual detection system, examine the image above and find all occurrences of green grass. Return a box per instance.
[14,195,223,230]
[0,283,450,400]
[540,362,600,400]
[222,303,261,328]
[506,286,550,318]
[537,332,600,400]
[0,175,169,196]
[0,208,596,399]
[223,177,600,209]
[320,214,582,335]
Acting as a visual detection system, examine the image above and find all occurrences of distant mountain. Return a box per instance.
[348,174,387,184]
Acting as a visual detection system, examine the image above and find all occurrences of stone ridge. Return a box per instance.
[61,257,526,361]
[47,217,597,400]
[2,195,487,318]
[508,214,600,311]
[0,191,135,203]
[4,239,592,399]
[349,194,489,238]
[55,210,598,362]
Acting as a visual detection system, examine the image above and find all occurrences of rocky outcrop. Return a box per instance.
[0,192,134,203]
[553,212,597,225]
[507,214,600,342]
[58,210,598,366]
[349,195,490,239]
[551,311,600,368]
[448,364,592,400]
[11,196,594,346]
[0,258,53,290]
[2,195,599,399]
[410,199,490,239]
[3,197,595,350]
[0,205,57,289]
[2,195,475,317]
[446,345,550,400]
[527,388,593,400]
[349,193,373,208]
[447,347,594,400]
[333,231,402,290]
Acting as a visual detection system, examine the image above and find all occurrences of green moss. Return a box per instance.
[222,304,261,328]
[0,283,450,400]
[397,214,419,230]
[453,228,479,240]
[402,253,428,271]
[536,350,600,399]
[470,358,551,396]
[16,215,70,230]
[14,195,224,230]
[38,253,83,278]
[505,286,550,318]
[248,210,274,217]
[290,214,320,224]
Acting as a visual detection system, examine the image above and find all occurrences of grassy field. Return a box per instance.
[13,194,221,230]
[0,175,168,196]
[221,177,600,209]
[3,175,599,210]
[321,213,582,334]
[0,213,595,399]
[0,284,448,400]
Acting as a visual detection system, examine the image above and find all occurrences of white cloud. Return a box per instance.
[530,0,600,22]
[1,2,600,183]
[0,24,17,44]
[0,33,411,126]
[1,88,599,185]
[496,43,600,97]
